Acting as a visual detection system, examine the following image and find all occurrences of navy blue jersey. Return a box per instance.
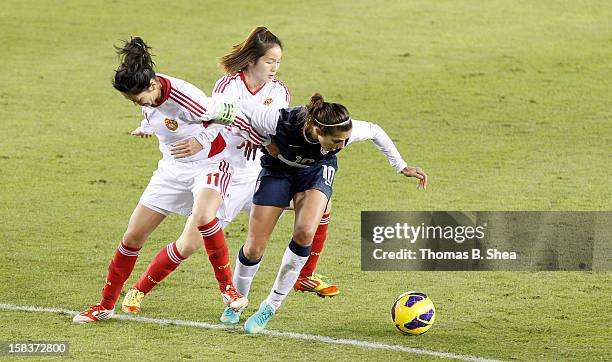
[260,107,342,170]
[234,100,408,173]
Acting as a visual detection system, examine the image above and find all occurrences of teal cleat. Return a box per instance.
[220,306,241,324]
[244,302,275,334]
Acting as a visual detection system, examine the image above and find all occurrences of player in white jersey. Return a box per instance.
[212,29,340,324]
[225,93,428,333]
[73,37,247,323]
[212,27,290,230]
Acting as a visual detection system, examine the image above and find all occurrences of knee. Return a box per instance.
[243,241,265,262]
[122,229,147,248]
[292,226,315,246]
[191,209,217,227]
[175,238,201,258]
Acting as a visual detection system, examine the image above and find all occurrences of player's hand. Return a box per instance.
[265,142,281,158]
[401,166,428,189]
[130,127,152,138]
[237,140,260,160]
[171,137,203,159]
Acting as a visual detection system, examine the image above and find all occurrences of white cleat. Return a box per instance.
[72,303,114,324]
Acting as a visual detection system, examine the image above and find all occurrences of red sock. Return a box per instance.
[300,214,330,278]
[132,242,185,294]
[100,242,141,310]
[198,218,232,292]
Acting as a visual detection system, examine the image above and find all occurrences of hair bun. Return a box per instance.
[309,93,325,111]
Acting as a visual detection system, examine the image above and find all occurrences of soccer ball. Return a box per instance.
[391,291,436,335]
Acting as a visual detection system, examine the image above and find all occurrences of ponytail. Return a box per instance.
[112,37,156,94]
[303,93,352,135]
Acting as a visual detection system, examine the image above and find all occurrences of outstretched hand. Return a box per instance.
[237,140,260,161]
[171,137,203,159]
[401,166,428,189]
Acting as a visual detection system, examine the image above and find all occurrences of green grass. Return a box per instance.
[1,0,611,360]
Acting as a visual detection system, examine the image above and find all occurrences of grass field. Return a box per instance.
[1,0,611,360]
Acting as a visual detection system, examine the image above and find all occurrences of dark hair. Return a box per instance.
[303,93,352,136]
[219,26,282,74]
[112,37,156,94]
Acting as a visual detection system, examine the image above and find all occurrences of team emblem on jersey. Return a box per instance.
[320,147,330,155]
[165,118,178,131]
[263,98,273,106]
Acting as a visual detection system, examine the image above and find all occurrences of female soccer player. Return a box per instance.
[214,27,340,315]
[228,93,428,333]
[213,26,289,230]
[73,37,247,323]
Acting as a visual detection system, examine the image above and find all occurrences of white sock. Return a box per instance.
[233,246,261,297]
[265,240,311,311]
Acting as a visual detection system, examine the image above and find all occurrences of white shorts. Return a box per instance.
[139,158,233,217]
[217,171,259,229]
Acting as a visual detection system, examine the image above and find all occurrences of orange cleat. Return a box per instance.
[294,274,340,298]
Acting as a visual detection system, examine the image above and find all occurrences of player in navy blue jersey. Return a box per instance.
[224,92,428,333]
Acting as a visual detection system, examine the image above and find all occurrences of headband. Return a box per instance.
[313,117,352,127]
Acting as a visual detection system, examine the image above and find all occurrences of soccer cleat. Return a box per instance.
[294,273,340,298]
[244,302,275,334]
[220,306,242,324]
[221,285,248,312]
[121,288,145,314]
[72,304,114,324]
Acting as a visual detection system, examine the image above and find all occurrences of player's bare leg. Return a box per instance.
[73,204,166,323]
[245,190,326,333]
[191,188,248,311]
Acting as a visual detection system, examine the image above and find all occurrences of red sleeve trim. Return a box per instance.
[214,73,240,94]
[233,116,266,144]
[169,88,208,118]
[213,75,230,94]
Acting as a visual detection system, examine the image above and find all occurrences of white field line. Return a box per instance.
[0,303,502,362]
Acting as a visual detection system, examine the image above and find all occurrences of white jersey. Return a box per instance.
[213,71,290,109]
[212,72,290,228]
[133,74,236,217]
[212,71,290,176]
[140,74,227,163]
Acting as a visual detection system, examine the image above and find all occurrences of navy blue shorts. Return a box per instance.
[252,157,338,207]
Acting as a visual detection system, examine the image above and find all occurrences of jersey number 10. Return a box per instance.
[322,165,335,187]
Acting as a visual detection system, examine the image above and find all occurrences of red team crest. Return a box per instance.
[164,118,178,131]
[263,98,273,106]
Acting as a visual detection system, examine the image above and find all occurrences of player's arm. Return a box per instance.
[131,119,154,138]
[169,84,240,157]
[175,83,238,125]
[348,120,427,189]
[183,99,275,159]
[233,99,279,145]
[131,108,154,138]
